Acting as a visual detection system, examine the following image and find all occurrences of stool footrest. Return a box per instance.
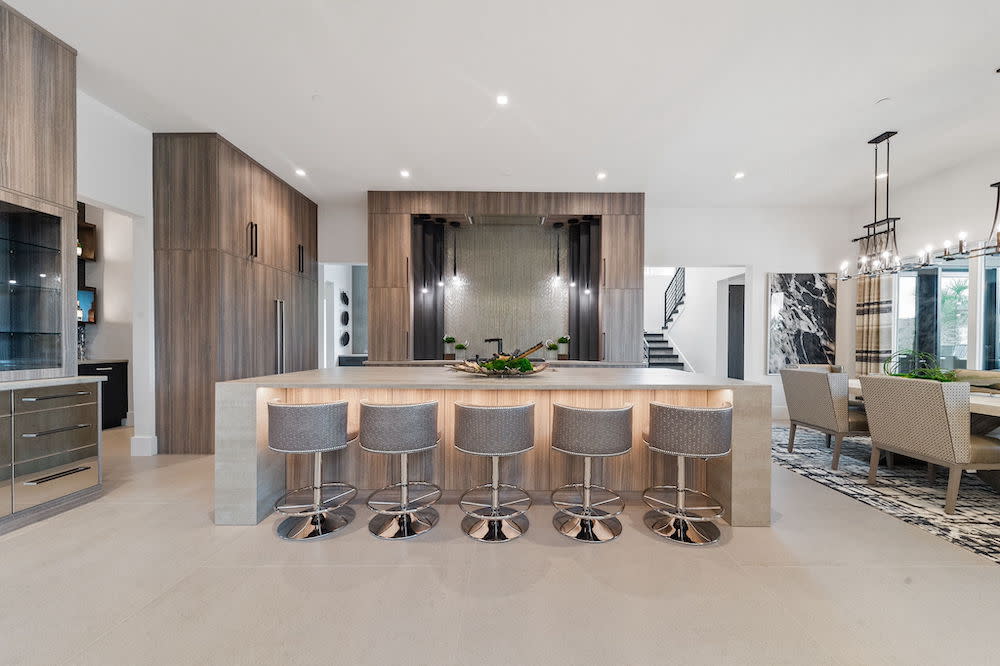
[274,482,357,517]
[550,482,625,520]
[642,485,724,521]
[459,483,532,520]
[366,481,442,516]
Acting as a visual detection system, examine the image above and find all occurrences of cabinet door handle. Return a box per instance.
[253,223,259,258]
[298,244,304,273]
[602,258,607,287]
[22,423,90,438]
[94,367,113,371]
[247,221,254,257]
[24,466,91,486]
[21,391,90,402]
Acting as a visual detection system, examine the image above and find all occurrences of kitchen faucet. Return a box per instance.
[484,337,503,355]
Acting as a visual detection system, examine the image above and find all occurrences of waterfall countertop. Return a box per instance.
[221,366,761,391]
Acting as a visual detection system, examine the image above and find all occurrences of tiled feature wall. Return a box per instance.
[444,225,568,357]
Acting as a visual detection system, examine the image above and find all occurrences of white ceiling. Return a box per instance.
[12,0,1000,210]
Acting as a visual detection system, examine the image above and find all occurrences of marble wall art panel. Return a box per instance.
[767,273,837,374]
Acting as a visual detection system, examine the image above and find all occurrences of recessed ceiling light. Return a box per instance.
[734,172,745,180]
[496,94,509,106]
[596,171,607,181]
[294,168,306,177]
[876,172,888,180]
[400,169,410,178]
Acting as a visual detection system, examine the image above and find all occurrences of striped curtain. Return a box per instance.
[855,275,894,375]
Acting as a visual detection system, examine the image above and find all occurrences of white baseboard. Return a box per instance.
[130,434,158,456]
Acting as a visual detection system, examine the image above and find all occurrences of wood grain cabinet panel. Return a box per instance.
[368,287,410,360]
[368,214,411,288]
[0,5,76,209]
[152,134,217,251]
[601,288,643,363]
[217,252,254,381]
[216,140,253,258]
[601,215,643,289]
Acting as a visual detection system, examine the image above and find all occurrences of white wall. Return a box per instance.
[644,207,856,415]
[318,196,367,264]
[76,90,156,455]
[667,266,745,375]
[642,267,676,332]
[81,205,134,419]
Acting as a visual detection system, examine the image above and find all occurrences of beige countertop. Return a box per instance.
[79,359,129,365]
[364,359,644,368]
[0,375,105,391]
[222,366,761,391]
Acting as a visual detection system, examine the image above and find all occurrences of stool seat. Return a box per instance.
[550,404,633,543]
[267,401,357,541]
[360,401,442,540]
[454,403,535,542]
[643,402,733,545]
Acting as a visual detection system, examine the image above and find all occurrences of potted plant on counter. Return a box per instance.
[454,342,468,361]
[545,341,559,361]
[557,336,570,360]
[443,335,456,360]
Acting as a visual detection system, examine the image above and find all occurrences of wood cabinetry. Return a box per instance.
[600,288,643,362]
[601,215,643,289]
[0,3,76,210]
[154,133,318,454]
[368,287,410,360]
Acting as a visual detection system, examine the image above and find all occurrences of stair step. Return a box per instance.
[643,333,664,340]
[648,353,679,359]
[646,341,673,348]
[649,362,686,370]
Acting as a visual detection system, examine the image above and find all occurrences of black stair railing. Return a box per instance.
[663,267,686,330]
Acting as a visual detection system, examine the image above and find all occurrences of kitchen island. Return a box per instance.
[214,367,771,527]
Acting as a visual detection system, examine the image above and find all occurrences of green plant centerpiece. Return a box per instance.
[450,341,549,377]
[556,335,570,359]
[882,350,957,382]
[442,335,457,360]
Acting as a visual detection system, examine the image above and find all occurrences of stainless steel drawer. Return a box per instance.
[14,403,98,462]
[12,454,98,512]
[0,415,10,517]
[13,383,98,414]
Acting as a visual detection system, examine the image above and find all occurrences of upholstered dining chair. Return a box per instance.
[860,375,1000,514]
[780,368,869,470]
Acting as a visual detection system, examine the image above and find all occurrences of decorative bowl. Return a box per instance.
[449,360,549,377]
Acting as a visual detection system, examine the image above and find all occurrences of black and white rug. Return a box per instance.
[771,426,1000,564]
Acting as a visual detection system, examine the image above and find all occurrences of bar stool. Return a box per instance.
[267,401,358,542]
[359,401,442,540]
[550,404,632,542]
[643,402,733,545]
[455,403,534,542]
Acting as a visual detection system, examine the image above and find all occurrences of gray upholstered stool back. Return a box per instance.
[646,402,733,457]
[551,404,633,457]
[268,401,349,454]
[454,403,535,456]
[358,401,438,454]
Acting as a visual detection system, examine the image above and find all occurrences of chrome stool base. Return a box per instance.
[277,506,356,542]
[644,510,721,545]
[553,507,623,542]
[368,507,439,540]
[461,506,529,542]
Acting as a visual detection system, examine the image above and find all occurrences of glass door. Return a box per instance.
[0,202,63,371]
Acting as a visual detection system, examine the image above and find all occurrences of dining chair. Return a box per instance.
[780,367,869,470]
[860,375,1000,514]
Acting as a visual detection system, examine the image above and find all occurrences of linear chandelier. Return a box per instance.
[841,129,1000,279]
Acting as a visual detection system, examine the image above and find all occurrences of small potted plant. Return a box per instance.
[443,335,456,360]
[557,335,570,360]
[545,341,559,361]
[454,342,468,361]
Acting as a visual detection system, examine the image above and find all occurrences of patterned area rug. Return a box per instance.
[772,426,1000,564]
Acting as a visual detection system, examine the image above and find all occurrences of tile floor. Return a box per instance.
[1,427,998,665]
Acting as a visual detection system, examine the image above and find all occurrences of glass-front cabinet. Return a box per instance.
[893,261,969,370]
[0,202,63,371]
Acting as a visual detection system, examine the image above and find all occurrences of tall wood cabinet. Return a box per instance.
[154,133,317,454]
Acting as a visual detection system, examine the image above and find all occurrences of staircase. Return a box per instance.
[645,267,688,371]
[644,332,685,370]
